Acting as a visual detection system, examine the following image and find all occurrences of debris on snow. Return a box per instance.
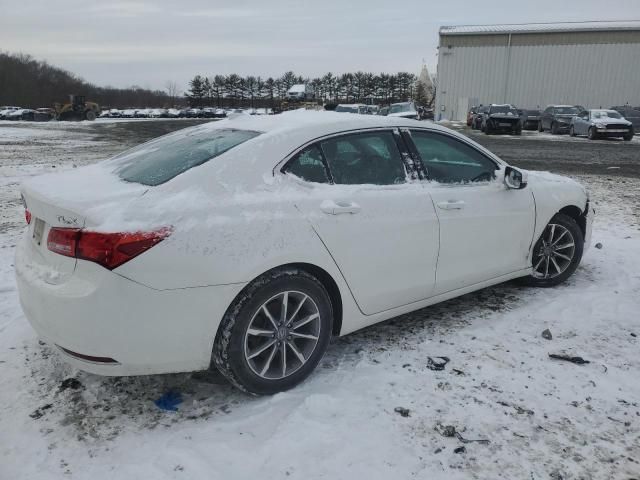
[427,356,450,371]
[453,446,466,454]
[595,242,603,249]
[394,407,411,417]
[59,378,82,392]
[541,329,553,340]
[548,353,591,365]
[154,391,183,412]
[29,404,53,419]
[497,401,535,416]
[435,423,490,444]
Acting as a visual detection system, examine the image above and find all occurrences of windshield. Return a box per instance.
[111,128,261,186]
[335,105,358,113]
[554,107,580,115]
[389,103,414,114]
[490,106,518,114]
[591,110,622,120]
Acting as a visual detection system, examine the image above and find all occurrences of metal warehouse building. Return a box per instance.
[435,21,640,121]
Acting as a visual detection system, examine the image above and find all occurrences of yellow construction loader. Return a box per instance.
[55,95,101,121]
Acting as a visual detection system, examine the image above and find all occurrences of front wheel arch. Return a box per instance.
[559,204,587,239]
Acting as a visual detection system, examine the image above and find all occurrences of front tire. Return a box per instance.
[212,268,333,395]
[551,122,559,135]
[623,130,634,141]
[588,127,597,140]
[519,213,584,288]
[569,126,576,137]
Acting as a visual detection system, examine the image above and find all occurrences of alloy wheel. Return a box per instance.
[532,223,576,279]
[243,291,321,380]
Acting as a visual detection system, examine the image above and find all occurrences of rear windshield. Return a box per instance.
[111,128,261,186]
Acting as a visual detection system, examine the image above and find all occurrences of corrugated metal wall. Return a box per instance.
[435,31,640,121]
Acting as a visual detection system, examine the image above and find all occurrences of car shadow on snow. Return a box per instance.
[24,270,593,445]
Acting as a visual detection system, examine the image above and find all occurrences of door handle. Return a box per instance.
[437,200,466,210]
[320,200,361,215]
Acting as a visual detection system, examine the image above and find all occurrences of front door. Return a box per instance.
[407,129,535,294]
[282,129,440,315]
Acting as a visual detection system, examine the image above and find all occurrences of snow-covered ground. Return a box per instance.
[1,122,639,479]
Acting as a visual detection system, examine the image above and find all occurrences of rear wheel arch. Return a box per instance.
[220,262,343,338]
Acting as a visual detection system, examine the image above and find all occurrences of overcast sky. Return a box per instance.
[2,0,640,93]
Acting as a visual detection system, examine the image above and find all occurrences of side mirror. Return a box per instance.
[504,166,527,190]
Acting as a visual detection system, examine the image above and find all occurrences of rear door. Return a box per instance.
[407,129,535,294]
[282,129,440,315]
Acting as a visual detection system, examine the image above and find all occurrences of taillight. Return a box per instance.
[25,210,32,225]
[46,227,171,270]
[47,228,80,256]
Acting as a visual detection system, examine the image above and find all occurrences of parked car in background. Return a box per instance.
[520,109,541,130]
[149,108,168,118]
[481,104,522,135]
[570,109,634,141]
[6,108,36,121]
[470,105,488,130]
[467,106,478,126]
[377,106,389,116]
[16,111,593,394]
[387,102,419,120]
[186,108,202,118]
[539,105,582,134]
[611,106,640,133]
[34,108,55,121]
[335,104,368,114]
[121,109,137,118]
[0,106,21,119]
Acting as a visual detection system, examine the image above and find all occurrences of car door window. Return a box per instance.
[284,145,330,183]
[410,130,497,183]
[320,131,406,185]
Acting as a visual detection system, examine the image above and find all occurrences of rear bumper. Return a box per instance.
[15,234,244,376]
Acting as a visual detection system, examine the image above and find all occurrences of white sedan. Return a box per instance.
[16,111,594,394]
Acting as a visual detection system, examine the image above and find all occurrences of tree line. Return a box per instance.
[0,52,172,109]
[186,71,434,108]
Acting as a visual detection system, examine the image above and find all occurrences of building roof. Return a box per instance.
[440,20,640,36]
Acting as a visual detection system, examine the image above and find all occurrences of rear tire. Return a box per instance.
[484,122,492,135]
[551,122,559,135]
[569,126,576,137]
[538,121,544,132]
[519,213,584,288]
[85,111,96,121]
[212,268,333,395]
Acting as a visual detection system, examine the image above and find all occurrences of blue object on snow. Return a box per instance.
[154,390,183,411]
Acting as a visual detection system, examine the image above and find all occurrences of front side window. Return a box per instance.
[284,145,329,183]
[112,128,261,186]
[320,131,406,185]
[410,130,497,183]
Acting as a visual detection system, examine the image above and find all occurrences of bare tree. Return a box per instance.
[164,80,180,107]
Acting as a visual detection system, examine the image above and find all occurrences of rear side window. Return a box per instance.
[320,131,406,185]
[285,145,329,183]
[112,128,261,186]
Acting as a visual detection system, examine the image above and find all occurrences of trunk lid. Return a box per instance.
[20,164,148,283]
